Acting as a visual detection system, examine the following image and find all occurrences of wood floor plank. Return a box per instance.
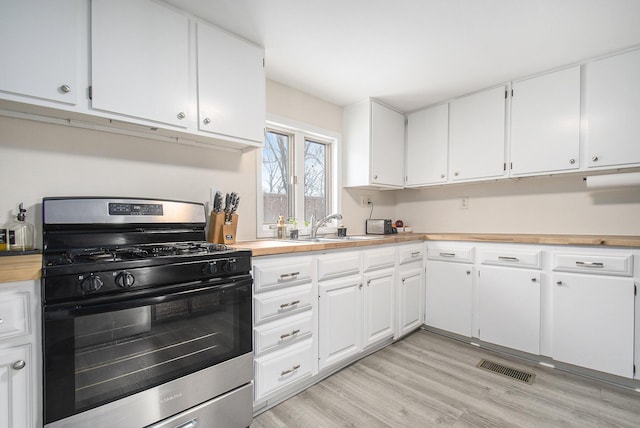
[251,330,640,427]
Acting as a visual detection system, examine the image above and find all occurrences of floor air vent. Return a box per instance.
[476,359,535,384]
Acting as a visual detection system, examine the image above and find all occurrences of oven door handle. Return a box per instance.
[44,277,252,319]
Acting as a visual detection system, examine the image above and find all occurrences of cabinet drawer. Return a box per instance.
[480,248,542,269]
[253,256,313,291]
[254,310,313,355]
[317,252,361,281]
[0,291,30,341]
[254,338,313,400]
[254,282,314,324]
[398,244,424,265]
[553,253,633,276]
[362,247,396,272]
[427,246,475,263]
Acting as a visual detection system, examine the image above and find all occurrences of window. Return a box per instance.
[258,121,338,237]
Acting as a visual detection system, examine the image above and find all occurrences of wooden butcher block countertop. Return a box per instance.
[232,233,640,256]
[0,253,42,284]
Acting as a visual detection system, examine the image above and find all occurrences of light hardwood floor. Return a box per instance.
[251,329,640,427]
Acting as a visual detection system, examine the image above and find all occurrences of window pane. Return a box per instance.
[262,131,291,223]
[304,139,328,222]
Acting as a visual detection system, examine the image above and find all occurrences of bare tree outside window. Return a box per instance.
[262,131,290,223]
[304,139,328,221]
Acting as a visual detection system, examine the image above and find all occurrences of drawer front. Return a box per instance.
[317,252,361,281]
[398,244,425,265]
[253,256,314,292]
[254,310,313,355]
[553,253,633,276]
[362,247,396,272]
[254,282,314,324]
[427,246,475,263]
[0,291,29,341]
[254,338,314,400]
[480,248,542,269]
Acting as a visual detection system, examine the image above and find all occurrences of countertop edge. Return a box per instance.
[0,254,42,284]
[233,233,640,256]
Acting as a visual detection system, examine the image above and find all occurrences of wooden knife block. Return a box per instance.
[207,213,238,244]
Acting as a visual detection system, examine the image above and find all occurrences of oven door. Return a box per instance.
[43,276,252,426]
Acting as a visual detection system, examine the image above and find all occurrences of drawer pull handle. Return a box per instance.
[411,251,421,257]
[279,272,300,281]
[12,360,26,370]
[279,300,300,309]
[280,329,301,340]
[575,261,604,268]
[498,256,520,262]
[439,252,455,257]
[280,364,301,376]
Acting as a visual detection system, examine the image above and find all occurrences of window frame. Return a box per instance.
[256,115,341,239]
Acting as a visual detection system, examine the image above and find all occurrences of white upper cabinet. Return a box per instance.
[449,86,507,182]
[196,21,265,144]
[510,67,581,176]
[343,99,405,189]
[91,0,192,128]
[0,0,82,106]
[406,104,449,186]
[585,49,640,168]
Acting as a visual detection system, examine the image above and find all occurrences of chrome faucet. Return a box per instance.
[310,213,343,238]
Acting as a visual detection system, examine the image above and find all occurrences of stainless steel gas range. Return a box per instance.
[41,197,253,428]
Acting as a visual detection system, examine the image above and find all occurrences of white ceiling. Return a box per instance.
[165,0,640,112]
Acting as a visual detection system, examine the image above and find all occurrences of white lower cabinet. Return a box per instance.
[478,266,541,354]
[252,255,317,406]
[363,268,395,348]
[318,275,362,370]
[397,267,424,338]
[0,280,40,428]
[425,258,474,337]
[552,250,636,379]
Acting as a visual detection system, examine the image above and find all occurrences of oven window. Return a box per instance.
[44,280,252,424]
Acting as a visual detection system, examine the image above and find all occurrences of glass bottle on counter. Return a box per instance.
[8,202,35,251]
[276,215,286,239]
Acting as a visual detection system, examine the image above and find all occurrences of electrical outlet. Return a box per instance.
[460,196,469,210]
[360,195,372,206]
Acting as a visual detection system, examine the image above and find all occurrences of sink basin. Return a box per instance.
[297,235,386,243]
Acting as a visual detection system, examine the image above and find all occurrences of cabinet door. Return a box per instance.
[478,267,540,354]
[510,67,580,176]
[196,21,265,143]
[0,345,32,428]
[406,104,448,185]
[0,0,80,105]
[553,274,634,378]
[318,277,362,370]
[370,102,405,187]
[449,86,506,181]
[91,0,191,127]
[363,269,394,348]
[585,49,640,168]
[425,261,473,337]
[398,268,424,338]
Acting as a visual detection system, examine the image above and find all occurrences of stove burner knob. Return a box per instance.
[222,259,237,273]
[203,261,219,275]
[115,271,135,288]
[81,275,103,293]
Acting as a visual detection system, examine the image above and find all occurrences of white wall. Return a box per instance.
[0,115,258,244]
[395,174,640,235]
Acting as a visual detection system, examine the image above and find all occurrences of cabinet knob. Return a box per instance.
[0,318,3,324]
[592,156,599,162]
[466,270,471,275]
[531,278,537,282]
[440,174,445,179]
[556,281,563,286]
[203,117,211,125]
[569,158,575,164]
[373,175,378,180]
[60,84,71,93]
[177,112,186,120]
[454,172,459,177]
[358,283,363,289]
[12,360,26,370]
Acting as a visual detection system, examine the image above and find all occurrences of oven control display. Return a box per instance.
[109,203,164,216]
